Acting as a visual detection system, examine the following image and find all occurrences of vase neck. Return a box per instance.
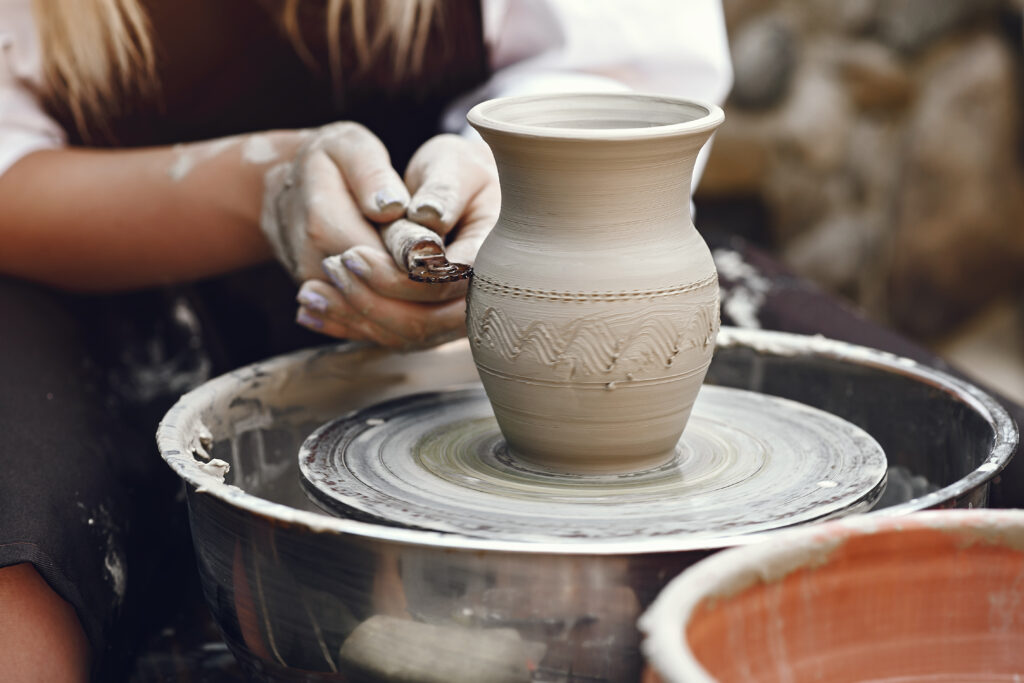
[484,134,708,235]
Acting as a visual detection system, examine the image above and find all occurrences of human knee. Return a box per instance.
[0,563,90,683]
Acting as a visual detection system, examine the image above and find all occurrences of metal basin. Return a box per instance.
[157,328,1017,682]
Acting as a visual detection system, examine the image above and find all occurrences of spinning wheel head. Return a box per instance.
[298,386,888,543]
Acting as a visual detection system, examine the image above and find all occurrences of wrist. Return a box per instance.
[236,129,309,227]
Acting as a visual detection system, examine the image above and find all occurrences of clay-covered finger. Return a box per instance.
[299,151,382,262]
[342,244,468,301]
[321,256,468,347]
[298,306,409,349]
[298,279,418,349]
[318,122,409,222]
[295,306,356,340]
[404,134,496,237]
[336,246,469,303]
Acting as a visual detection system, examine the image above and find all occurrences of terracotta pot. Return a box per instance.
[640,510,1024,682]
[466,93,724,473]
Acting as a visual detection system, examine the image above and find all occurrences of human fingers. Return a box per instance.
[297,304,410,349]
[321,256,467,347]
[263,149,382,281]
[296,305,356,340]
[261,123,407,281]
[334,245,469,303]
[295,281,412,348]
[404,134,497,237]
[316,122,409,223]
[290,150,385,278]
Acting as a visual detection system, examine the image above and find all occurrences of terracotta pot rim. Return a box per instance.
[467,92,725,142]
[639,508,1024,683]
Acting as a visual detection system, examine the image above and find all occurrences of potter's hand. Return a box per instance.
[295,134,499,349]
[259,122,410,281]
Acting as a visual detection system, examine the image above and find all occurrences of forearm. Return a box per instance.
[0,130,304,290]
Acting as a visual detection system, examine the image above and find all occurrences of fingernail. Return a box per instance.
[374,187,407,213]
[296,309,323,330]
[322,256,351,291]
[409,199,444,223]
[297,286,328,313]
[342,250,371,279]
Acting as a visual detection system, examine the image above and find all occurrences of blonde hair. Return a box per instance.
[32,0,437,141]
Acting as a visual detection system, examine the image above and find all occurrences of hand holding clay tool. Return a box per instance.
[380,218,473,284]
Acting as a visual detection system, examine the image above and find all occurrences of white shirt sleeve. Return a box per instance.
[0,0,67,178]
[442,0,733,186]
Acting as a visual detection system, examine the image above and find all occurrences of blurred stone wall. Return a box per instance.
[699,0,1024,339]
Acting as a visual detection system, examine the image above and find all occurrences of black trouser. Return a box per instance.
[0,267,317,681]
[0,278,181,680]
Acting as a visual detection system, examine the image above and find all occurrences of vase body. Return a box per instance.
[466,94,723,473]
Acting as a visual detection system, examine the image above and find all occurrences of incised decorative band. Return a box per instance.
[470,272,718,302]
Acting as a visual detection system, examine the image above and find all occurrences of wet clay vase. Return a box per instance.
[466,93,724,473]
[640,510,1024,683]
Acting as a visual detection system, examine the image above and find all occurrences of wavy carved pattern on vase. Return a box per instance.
[468,275,720,387]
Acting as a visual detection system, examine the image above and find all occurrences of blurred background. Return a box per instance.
[697,0,1024,403]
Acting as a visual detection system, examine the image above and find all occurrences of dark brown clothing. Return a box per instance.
[44,0,488,169]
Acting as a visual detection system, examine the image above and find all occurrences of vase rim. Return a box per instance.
[467,92,724,142]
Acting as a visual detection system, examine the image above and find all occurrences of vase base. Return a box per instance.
[298,386,888,544]
[503,446,676,477]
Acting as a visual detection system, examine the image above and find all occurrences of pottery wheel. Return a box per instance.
[298,386,888,543]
